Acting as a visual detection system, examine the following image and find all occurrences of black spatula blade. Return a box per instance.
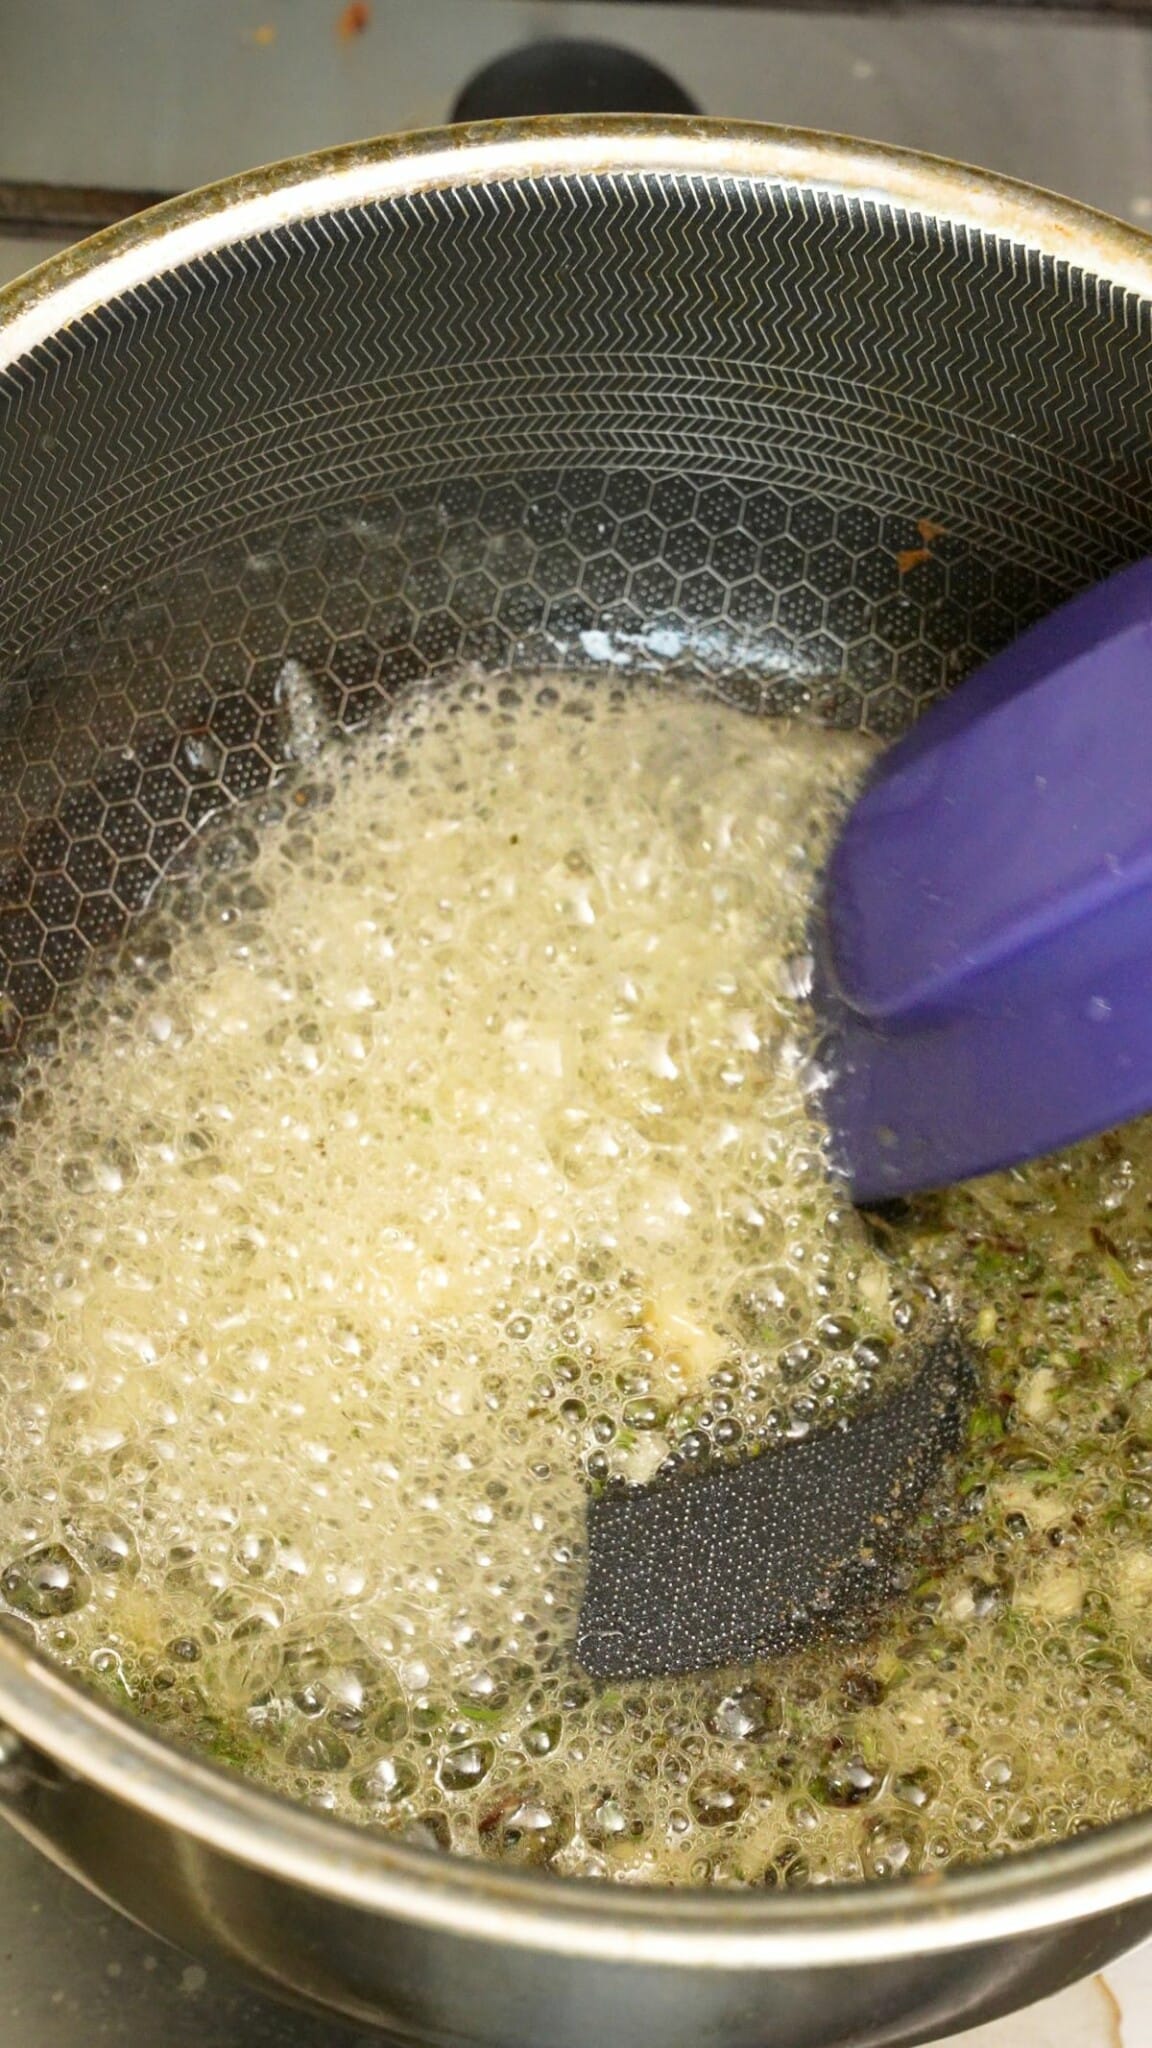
[576,1332,975,1681]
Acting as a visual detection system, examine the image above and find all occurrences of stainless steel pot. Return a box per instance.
[3,117,1152,2048]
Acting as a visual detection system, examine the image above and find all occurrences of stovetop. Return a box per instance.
[4,2,1152,2042]
[0,1827,374,2047]
[4,0,1152,277]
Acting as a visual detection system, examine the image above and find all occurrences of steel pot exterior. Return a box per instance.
[3,117,1152,2045]
[1,1703,1151,2048]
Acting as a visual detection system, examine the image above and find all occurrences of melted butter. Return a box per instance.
[2,673,1152,1886]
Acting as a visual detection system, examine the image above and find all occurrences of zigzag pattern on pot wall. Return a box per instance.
[2,170,1152,665]
[0,163,1148,1031]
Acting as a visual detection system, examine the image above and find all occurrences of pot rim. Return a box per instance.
[5,112,1152,364]
[3,113,1152,1967]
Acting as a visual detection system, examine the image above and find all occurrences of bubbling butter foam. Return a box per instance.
[3,673,1152,1887]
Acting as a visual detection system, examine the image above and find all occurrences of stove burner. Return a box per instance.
[451,38,701,122]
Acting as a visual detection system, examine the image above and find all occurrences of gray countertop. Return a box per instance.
[4,0,1152,248]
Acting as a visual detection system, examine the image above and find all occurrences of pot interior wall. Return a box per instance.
[0,161,1150,1027]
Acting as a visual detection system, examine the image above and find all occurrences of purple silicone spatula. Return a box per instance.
[576,557,1152,1684]
[818,555,1152,1203]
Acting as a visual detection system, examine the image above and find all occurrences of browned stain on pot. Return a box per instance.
[896,518,947,576]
